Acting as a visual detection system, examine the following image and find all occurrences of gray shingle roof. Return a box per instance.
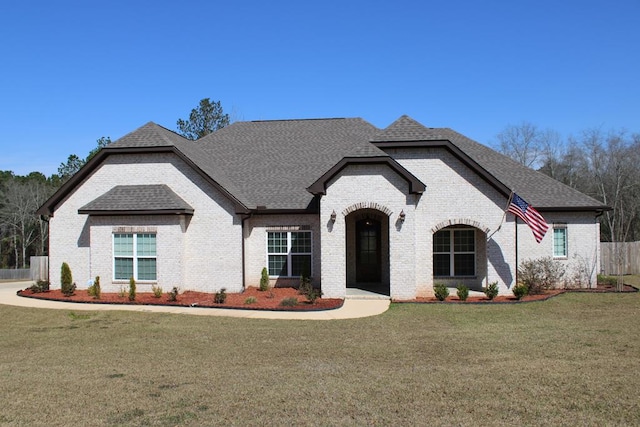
[372,115,606,209]
[79,184,193,214]
[57,115,605,214]
[197,118,385,209]
[109,122,188,148]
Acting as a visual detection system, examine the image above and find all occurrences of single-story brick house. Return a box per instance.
[38,115,607,299]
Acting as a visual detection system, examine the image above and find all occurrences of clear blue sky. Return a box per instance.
[1,0,638,176]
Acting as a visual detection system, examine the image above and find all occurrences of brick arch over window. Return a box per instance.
[431,219,491,234]
[342,202,393,217]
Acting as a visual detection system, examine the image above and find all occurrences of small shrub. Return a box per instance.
[88,276,101,299]
[214,288,227,304]
[244,296,257,304]
[152,285,163,298]
[512,283,528,300]
[280,297,298,307]
[118,286,127,298]
[259,267,269,291]
[597,274,617,286]
[60,262,75,296]
[128,277,136,301]
[456,284,469,301]
[518,257,567,294]
[298,275,321,304]
[298,276,312,295]
[433,282,449,301]
[167,287,179,302]
[266,291,275,299]
[484,282,499,300]
[30,280,50,293]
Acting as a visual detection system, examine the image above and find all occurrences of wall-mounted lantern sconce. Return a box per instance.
[330,210,337,222]
[399,210,406,222]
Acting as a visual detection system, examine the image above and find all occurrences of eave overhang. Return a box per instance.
[306,156,426,195]
[37,146,250,217]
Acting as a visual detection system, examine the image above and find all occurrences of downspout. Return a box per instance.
[240,213,252,291]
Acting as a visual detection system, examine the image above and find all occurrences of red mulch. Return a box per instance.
[395,283,638,304]
[395,290,565,304]
[17,286,344,311]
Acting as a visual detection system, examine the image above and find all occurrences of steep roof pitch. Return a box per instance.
[39,115,607,217]
[372,116,606,210]
[197,118,386,210]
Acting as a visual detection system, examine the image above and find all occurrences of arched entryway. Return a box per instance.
[346,209,390,295]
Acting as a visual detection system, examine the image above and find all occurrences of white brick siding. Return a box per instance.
[48,153,243,293]
[243,214,320,289]
[48,146,600,300]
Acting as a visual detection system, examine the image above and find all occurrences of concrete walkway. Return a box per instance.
[0,281,390,320]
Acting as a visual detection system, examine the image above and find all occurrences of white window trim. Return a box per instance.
[433,228,476,277]
[553,224,568,259]
[266,230,312,278]
[113,233,157,282]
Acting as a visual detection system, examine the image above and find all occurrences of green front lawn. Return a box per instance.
[1,292,639,426]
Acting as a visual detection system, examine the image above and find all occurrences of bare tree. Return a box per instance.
[494,122,560,169]
[576,129,640,290]
[0,175,56,268]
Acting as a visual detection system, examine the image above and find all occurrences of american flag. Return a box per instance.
[507,193,549,243]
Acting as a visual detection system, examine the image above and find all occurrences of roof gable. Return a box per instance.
[39,115,608,217]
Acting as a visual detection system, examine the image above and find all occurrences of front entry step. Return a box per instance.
[345,288,391,300]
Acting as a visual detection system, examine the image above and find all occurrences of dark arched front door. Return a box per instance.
[356,218,381,283]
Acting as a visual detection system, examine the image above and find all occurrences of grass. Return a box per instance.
[1,292,639,426]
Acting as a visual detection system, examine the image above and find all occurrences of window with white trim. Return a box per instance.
[553,225,567,258]
[267,230,312,277]
[433,228,475,276]
[113,233,157,281]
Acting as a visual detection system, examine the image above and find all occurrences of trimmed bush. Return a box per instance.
[456,284,469,301]
[167,287,179,302]
[484,282,499,300]
[128,277,136,301]
[30,280,50,293]
[60,263,75,296]
[152,285,163,298]
[280,297,298,307]
[244,296,257,305]
[259,267,269,291]
[433,282,449,301]
[214,288,227,304]
[87,276,101,299]
[512,283,528,300]
[518,257,566,294]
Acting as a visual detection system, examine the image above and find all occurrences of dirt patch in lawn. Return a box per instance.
[17,286,343,311]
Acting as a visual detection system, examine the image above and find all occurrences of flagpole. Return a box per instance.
[514,216,518,286]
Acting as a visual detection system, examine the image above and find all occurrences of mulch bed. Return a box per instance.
[17,286,344,311]
[17,283,638,310]
[395,283,638,304]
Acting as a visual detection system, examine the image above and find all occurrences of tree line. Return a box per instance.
[0,101,637,268]
[495,122,640,244]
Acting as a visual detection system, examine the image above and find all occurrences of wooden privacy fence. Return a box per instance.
[0,256,49,281]
[601,242,640,275]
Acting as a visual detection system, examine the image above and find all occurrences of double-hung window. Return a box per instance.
[267,230,312,277]
[433,228,476,276]
[113,233,157,281]
[553,224,568,258]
